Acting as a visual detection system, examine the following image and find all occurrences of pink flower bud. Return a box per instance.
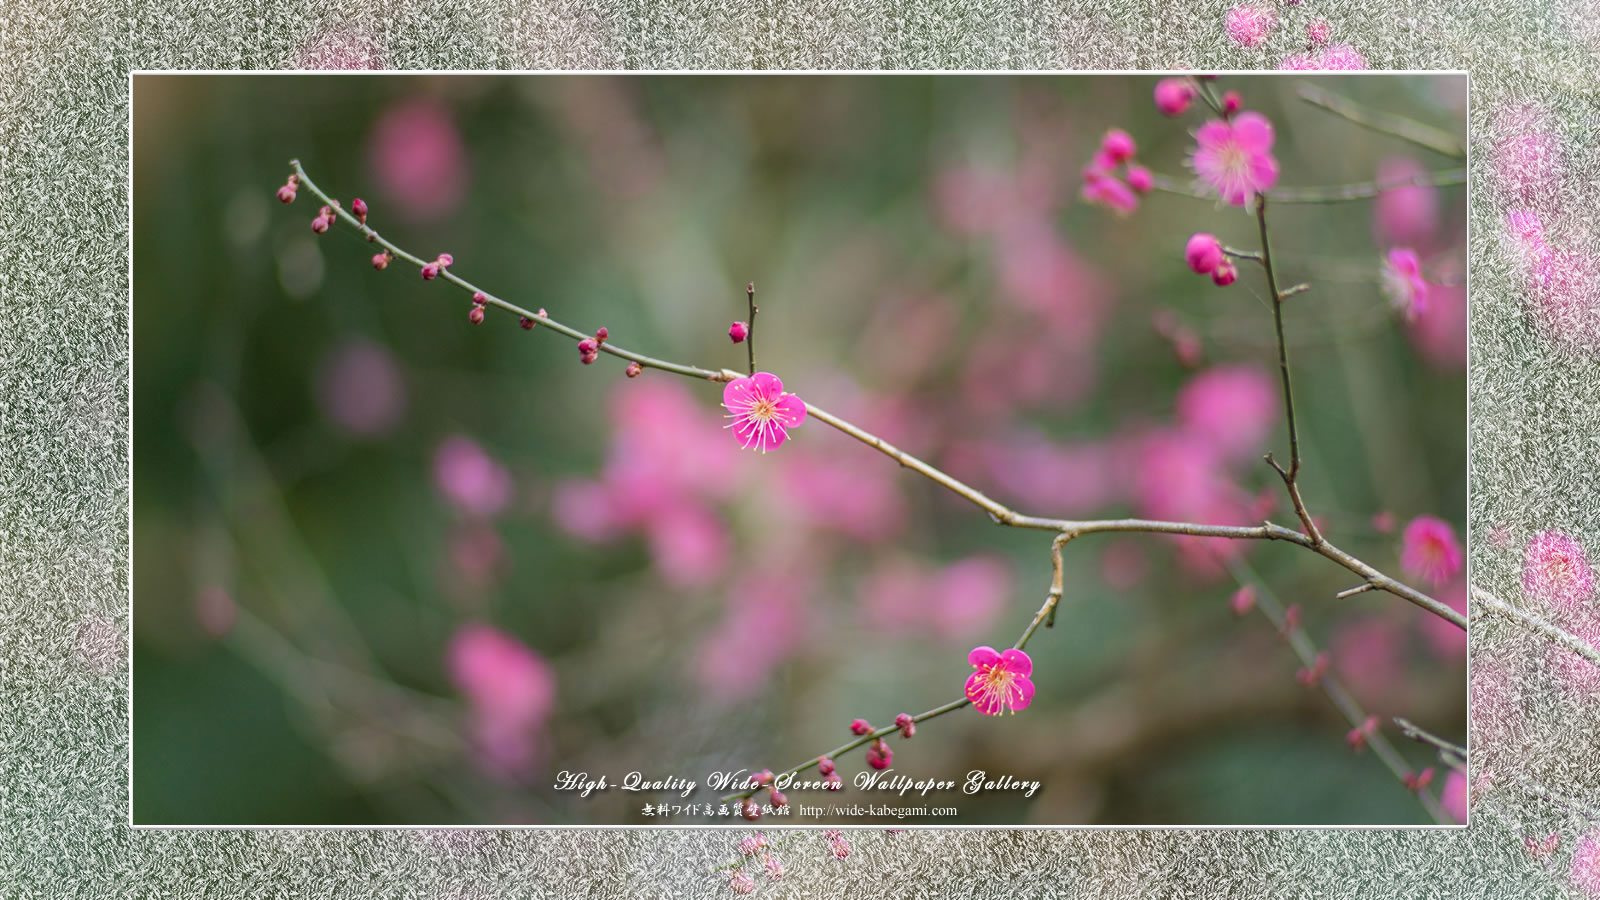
[318,205,332,219]
[421,263,440,280]
[1154,78,1194,116]
[1125,165,1152,194]
[1185,233,1224,274]
[829,836,851,859]
[578,338,599,354]
[286,173,299,187]
[595,326,609,343]
[1229,584,1256,616]
[894,713,915,739]
[823,771,842,790]
[371,252,390,270]
[1346,726,1368,751]
[351,197,368,223]
[537,308,548,318]
[1101,129,1136,163]
[277,184,297,204]
[310,215,330,233]
[1222,91,1242,116]
[768,788,787,808]
[763,854,784,880]
[817,757,835,776]
[520,316,536,330]
[865,738,893,770]
[1307,21,1330,46]
[468,307,485,325]
[729,870,755,894]
[737,836,763,856]
[472,291,487,306]
[435,253,453,267]
[625,361,642,377]
[1281,603,1301,635]
[849,718,873,736]
[1211,259,1238,286]
[729,321,749,343]
[580,351,598,365]
[752,769,775,787]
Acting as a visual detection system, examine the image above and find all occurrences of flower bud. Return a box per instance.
[822,771,842,790]
[580,350,599,365]
[1185,233,1224,274]
[752,769,774,787]
[849,718,873,736]
[594,326,609,343]
[1154,78,1195,116]
[520,316,536,330]
[817,756,835,776]
[310,215,330,234]
[1222,91,1242,116]
[625,361,642,377]
[1126,165,1152,194]
[740,798,762,820]
[351,197,368,223]
[1101,129,1136,163]
[276,184,297,204]
[768,788,787,808]
[421,263,440,280]
[763,855,784,880]
[578,338,599,354]
[894,713,915,739]
[472,291,487,306]
[729,870,755,894]
[468,307,485,325]
[435,253,453,267]
[1307,21,1330,46]
[865,739,893,770]
[729,321,749,343]
[371,252,391,270]
[1211,259,1238,286]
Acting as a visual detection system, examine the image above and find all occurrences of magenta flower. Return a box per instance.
[433,435,513,518]
[1523,530,1595,614]
[728,870,756,894]
[1224,4,1277,47]
[1153,78,1195,116]
[1318,44,1368,69]
[964,646,1035,716]
[1373,157,1439,246]
[1400,515,1463,587]
[1382,248,1430,320]
[1175,364,1278,464]
[1190,112,1279,207]
[1185,232,1224,274]
[723,372,806,452]
[1572,830,1600,898]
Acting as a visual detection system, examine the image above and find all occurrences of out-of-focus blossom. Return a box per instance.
[368,98,467,223]
[1277,53,1320,70]
[778,450,907,544]
[1468,658,1523,768]
[1185,232,1224,275]
[1572,830,1600,897]
[1400,515,1463,587]
[1419,579,1468,661]
[1224,5,1277,47]
[1330,616,1405,707]
[964,646,1035,715]
[1381,248,1430,320]
[1154,78,1195,116]
[646,504,730,589]
[1174,365,1278,463]
[1547,621,1600,697]
[695,572,809,702]
[1408,283,1468,370]
[1190,112,1279,207]
[1439,770,1468,823]
[933,556,1013,640]
[449,522,506,589]
[1135,430,1255,576]
[316,338,406,437]
[434,436,513,518]
[1373,157,1439,247]
[728,870,756,894]
[1491,104,1562,207]
[723,373,807,453]
[194,585,237,638]
[948,432,1119,516]
[447,623,556,777]
[1523,530,1596,616]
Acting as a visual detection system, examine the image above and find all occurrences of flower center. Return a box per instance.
[1220,143,1248,174]
[979,666,1019,712]
[751,397,779,421]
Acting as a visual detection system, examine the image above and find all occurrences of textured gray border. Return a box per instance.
[1,0,1587,895]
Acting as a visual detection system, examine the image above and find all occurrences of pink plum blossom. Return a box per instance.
[723,373,806,453]
[1547,621,1600,696]
[1373,157,1439,247]
[1440,770,1468,823]
[1400,515,1463,587]
[964,646,1035,715]
[1573,830,1600,897]
[1408,283,1468,370]
[1154,78,1195,116]
[1224,5,1277,47]
[1190,112,1279,207]
[1523,530,1595,615]
[1175,365,1278,463]
[434,435,513,518]
[447,623,556,776]
[1135,431,1255,576]
[1080,170,1139,215]
[316,338,406,437]
[368,98,466,223]
[1382,248,1430,320]
[1419,579,1468,660]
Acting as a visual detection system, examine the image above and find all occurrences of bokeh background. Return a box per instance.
[132,74,1466,825]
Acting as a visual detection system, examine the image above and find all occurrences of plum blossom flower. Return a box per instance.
[1224,4,1276,47]
[1400,515,1463,587]
[1523,530,1595,615]
[1189,112,1279,207]
[964,646,1035,716]
[1175,365,1278,463]
[1154,78,1195,116]
[434,435,514,517]
[1439,771,1468,823]
[1374,157,1439,246]
[1572,830,1600,897]
[723,372,806,453]
[1382,248,1430,320]
[447,623,556,777]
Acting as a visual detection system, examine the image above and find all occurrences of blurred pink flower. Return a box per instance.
[1523,530,1595,615]
[1407,283,1467,370]
[861,557,932,630]
[965,646,1035,715]
[1419,579,1468,661]
[295,28,383,69]
[646,503,729,589]
[1318,45,1367,69]
[1547,622,1600,696]
[1080,170,1139,215]
[434,436,513,518]
[1381,248,1429,320]
[1100,540,1148,591]
[1135,430,1254,576]
[369,98,467,223]
[949,432,1119,516]
[778,452,907,544]
[1573,830,1600,898]
[1190,113,1279,207]
[931,165,1016,237]
[316,338,406,437]
[1224,5,1276,46]
[194,585,237,638]
[1174,365,1278,463]
[723,373,807,453]
[610,379,745,503]
[1331,617,1405,707]
[695,573,808,701]
[449,523,506,589]
[1491,105,1562,206]
[1154,78,1195,116]
[447,623,556,776]
[1440,769,1468,824]
[1400,515,1463,587]
[550,477,624,542]
[1373,157,1439,247]
[933,556,1013,640]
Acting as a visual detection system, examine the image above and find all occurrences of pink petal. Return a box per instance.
[968,645,1002,669]
[965,672,1000,715]
[732,415,764,450]
[1248,154,1279,193]
[1010,676,1036,711]
[771,393,807,429]
[723,377,758,412]
[1195,120,1232,151]
[998,648,1033,677]
[1231,113,1275,152]
[749,371,785,400]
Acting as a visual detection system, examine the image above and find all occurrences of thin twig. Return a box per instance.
[1336,582,1376,600]
[1472,587,1600,668]
[1148,168,1467,204]
[1296,84,1468,159]
[1393,717,1467,773]
[746,281,757,376]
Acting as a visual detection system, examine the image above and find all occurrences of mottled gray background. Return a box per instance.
[3,0,1596,895]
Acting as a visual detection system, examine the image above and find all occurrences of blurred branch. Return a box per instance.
[1148,168,1467,204]
[1296,84,1468,159]
[1393,717,1467,774]
[1230,561,1446,824]
[1472,586,1600,668]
